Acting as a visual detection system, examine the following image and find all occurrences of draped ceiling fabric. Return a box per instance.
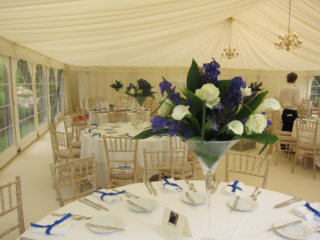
[0,0,319,107]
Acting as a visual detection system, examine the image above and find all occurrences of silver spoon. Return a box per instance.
[253,191,261,201]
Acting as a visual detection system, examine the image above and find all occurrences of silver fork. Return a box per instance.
[125,191,140,198]
[185,180,193,190]
[112,188,132,197]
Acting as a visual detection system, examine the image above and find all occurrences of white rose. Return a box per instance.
[227,120,244,135]
[172,79,188,96]
[158,98,173,117]
[172,105,191,120]
[195,83,220,109]
[137,89,143,94]
[253,98,281,113]
[129,88,135,95]
[240,86,252,96]
[245,114,268,134]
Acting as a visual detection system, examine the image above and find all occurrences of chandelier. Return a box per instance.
[222,18,238,59]
[274,0,302,51]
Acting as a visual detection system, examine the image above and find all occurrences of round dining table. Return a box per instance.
[18,181,319,240]
[80,122,170,188]
[88,110,150,125]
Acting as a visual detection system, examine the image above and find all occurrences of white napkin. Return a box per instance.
[293,202,320,221]
[223,181,245,197]
[162,178,183,193]
[31,219,75,236]
[93,191,122,204]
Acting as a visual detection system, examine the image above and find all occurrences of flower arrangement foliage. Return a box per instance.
[125,79,156,99]
[133,58,280,153]
[110,80,123,89]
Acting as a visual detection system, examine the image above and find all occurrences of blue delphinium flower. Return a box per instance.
[207,105,236,130]
[180,123,194,139]
[210,123,220,132]
[200,58,220,87]
[167,120,181,136]
[150,115,167,132]
[267,120,272,128]
[223,77,246,106]
[159,80,172,96]
[169,87,181,105]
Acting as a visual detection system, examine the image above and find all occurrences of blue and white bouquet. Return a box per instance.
[133,58,280,152]
[125,79,156,99]
[110,80,123,89]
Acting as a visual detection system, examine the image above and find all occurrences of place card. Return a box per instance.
[159,207,192,240]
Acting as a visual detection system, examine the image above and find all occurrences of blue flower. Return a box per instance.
[150,116,167,133]
[167,120,181,136]
[159,80,172,96]
[210,123,220,132]
[199,58,220,87]
[267,120,272,128]
[169,87,181,105]
[222,77,246,106]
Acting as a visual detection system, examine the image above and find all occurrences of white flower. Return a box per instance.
[195,83,220,109]
[137,89,143,94]
[129,88,135,95]
[172,79,188,96]
[253,98,281,113]
[158,98,173,117]
[240,86,252,96]
[227,120,244,135]
[245,114,268,134]
[172,105,191,120]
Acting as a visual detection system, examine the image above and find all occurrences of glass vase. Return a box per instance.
[133,96,147,129]
[185,139,239,240]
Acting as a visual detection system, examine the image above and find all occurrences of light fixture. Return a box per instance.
[222,18,239,59]
[274,0,302,51]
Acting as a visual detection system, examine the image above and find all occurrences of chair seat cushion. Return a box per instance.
[71,141,81,148]
[299,143,320,151]
[58,148,81,158]
[159,161,192,174]
[280,131,292,136]
[279,136,297,142]
[111,166,144,180]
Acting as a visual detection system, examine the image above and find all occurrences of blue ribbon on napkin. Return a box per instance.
[94,190,126,200]
[89,129,95,132]
[304,202,320,217]
[162,178,183,190]
[31,213,72,235]
[120,120,126,123]
[92,133,101,137]
[117,165,132,168]
[126,133,133,137]
[144,108,150,111]
[91,124,97,127]
[227,180,242,192]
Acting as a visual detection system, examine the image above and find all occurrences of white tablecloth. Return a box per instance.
[88,111,150,125]
[18,181,319,240]
[81,122,170,188]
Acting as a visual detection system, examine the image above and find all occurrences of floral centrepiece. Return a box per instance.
[124,79,156,99]
[110,80,123,89]
[133,58,280,153]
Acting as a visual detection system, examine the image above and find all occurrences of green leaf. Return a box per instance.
[236,91,269,120]
[201,101,206,144]
[132,128,169,140]
[186,90,203,116]
[186,115,201,135]
[217,80,231,101]
[187,59,202,94]
[204,119,214,141]
[185,136,203,142]
[150,98,165,117]
[242,130,279,145]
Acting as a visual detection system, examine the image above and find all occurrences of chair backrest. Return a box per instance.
[298,101,310,118]
[143,149,187,180]
[103,136,139,182]
[108,110,127,123]
[225,151,272,189]
[295,119,318,147]
[271,111,282,136]
[63,115,73,133]
[49,155,97,207]
[0,176,25,238]
[50,127,74,163]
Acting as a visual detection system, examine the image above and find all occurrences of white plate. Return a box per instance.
[182,192,206,205]
[88,215,124,233]
[104,131,117,134]
[227,198,258,211]
[128,198,158,212]
[83,132,92,134]
[111,125,121,128]
[274,220,312,239]
[104,128,115,131]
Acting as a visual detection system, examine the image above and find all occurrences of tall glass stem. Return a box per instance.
[204,171,214,239]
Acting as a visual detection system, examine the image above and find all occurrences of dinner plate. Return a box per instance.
[88,215,124,233]
[274,220,312,239]
[104,131,117,134]
[111,125,121,128]
[128,198,158,212]
[83,132,92,134]
[104,128,115,131]
[182,192,206,205]
[227,198,258,211]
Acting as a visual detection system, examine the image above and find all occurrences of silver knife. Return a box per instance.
[250,187,258,197]
[78,199,101,210]
[231,196,240,212]
[211,181,221,194]
[186,192,196,207]
[85,223,125,231]
[149,181,157,196]
[191,183,197,192]
[144,181,152,194]
[267,220,302,231]
[127,200,151,213]
[274,199,302,208]
[274,197,298,207]
[83,198,109,211]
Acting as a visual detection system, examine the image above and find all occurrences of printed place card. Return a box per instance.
[159,207,192,240]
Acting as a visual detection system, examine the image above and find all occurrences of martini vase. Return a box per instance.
[133,96,147,129]
[185,139,239,240]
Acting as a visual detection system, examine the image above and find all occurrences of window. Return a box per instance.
[0,57,14,153]
[16,60,35,139]
[49,68,57,119]
[35,64,48,126]
[310,76,320,107]
[58,70,64,114]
